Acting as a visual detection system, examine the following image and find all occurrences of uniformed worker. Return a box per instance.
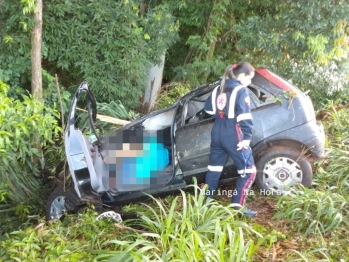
[204,62,257,218]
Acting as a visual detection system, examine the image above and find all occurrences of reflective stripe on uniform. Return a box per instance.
[236,113,252,122]
[208,165,224,172]
[239,172,256,205]
[237,166,256,174]
[211,86,219,115]
[227,85,244,119]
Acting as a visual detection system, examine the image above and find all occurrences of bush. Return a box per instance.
[0,80,61,232]
[0,1,178,109]
[42,69,72,119]
[155,82,191,110]
[43,0,178,109]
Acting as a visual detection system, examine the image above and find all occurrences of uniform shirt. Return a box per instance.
[204,78,253,140]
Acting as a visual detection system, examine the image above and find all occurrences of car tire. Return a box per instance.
[255,146,312,195]
[46,188,80,221]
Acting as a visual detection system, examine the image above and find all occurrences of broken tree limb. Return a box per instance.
[77,108,131,126]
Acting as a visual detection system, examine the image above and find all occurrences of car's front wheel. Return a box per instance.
[46,188,80,221]
[255,146,312,195]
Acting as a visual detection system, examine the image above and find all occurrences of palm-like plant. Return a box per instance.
[274,186,346,235]
[96,181,269,261]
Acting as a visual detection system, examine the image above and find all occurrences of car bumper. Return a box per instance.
[307,121,327,160]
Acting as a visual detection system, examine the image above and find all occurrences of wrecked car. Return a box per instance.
[46,68,326,220]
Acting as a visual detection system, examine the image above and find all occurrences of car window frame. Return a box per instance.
[247,84,277,109]
[181,81,279,126]
[181,91,212,125]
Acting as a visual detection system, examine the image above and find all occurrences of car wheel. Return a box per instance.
[46,188,80,221]
[255,146,312,195]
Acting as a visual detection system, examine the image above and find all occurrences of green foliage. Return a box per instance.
[267,60,349,110]
[96,183,270,261]
[0,184,9,203]
[289,248,339,262]
[173,59,227,87]
[42,0,178,108]
[322,104,349,144]
[237,0,349,64]
[272,105,349,260]
[164,0,349,103]
[322,147,349,197]
[0,209,116,261]
[0,80,61,171]
[165,0,237,85]
[155,82,191,109]
[0,184,271,261]
[272,102,349,258]
[75,99,139,139]
[235,0,349,106]
[21,0,37,15]
[97,101,139,121]
[0,80,61,232]
[0,1,178,109]
[282,226,349,261]
[0,1,34,89]
[313,107,349,196]
[274,187,347,235]
[42,69,72,118]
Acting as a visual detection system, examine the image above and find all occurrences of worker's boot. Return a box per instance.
[234,206,257,218]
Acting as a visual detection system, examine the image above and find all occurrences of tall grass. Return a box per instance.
[0,209,116,261]
[0,184,271,261]
[272,104,349,261]
[289,248,335,262]
[319,145,349,197]
[95,183,270,261]
[313,107,349,200]
[274,186,346,235]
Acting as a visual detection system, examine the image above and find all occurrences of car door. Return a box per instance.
[174,82,278,181]
[175,115,214,177]
[174,89,216,180]
[104,106,178,193]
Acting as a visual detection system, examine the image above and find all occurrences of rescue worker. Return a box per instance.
[204,62,257,218]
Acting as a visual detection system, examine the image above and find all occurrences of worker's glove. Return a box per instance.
[237,140,250,151]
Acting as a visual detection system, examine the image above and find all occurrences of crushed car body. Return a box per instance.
[46,68,326,220]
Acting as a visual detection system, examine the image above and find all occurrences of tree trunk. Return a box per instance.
[31,0,43,100]
[31,0,43,168]
[140,54,166,113]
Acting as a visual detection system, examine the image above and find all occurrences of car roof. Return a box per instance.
[255,68,297,92]
[183,68,298,100]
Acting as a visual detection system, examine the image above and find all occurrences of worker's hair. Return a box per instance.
[220,62,255,93]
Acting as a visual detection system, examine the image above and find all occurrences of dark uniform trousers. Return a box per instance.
[205,123,256,206]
